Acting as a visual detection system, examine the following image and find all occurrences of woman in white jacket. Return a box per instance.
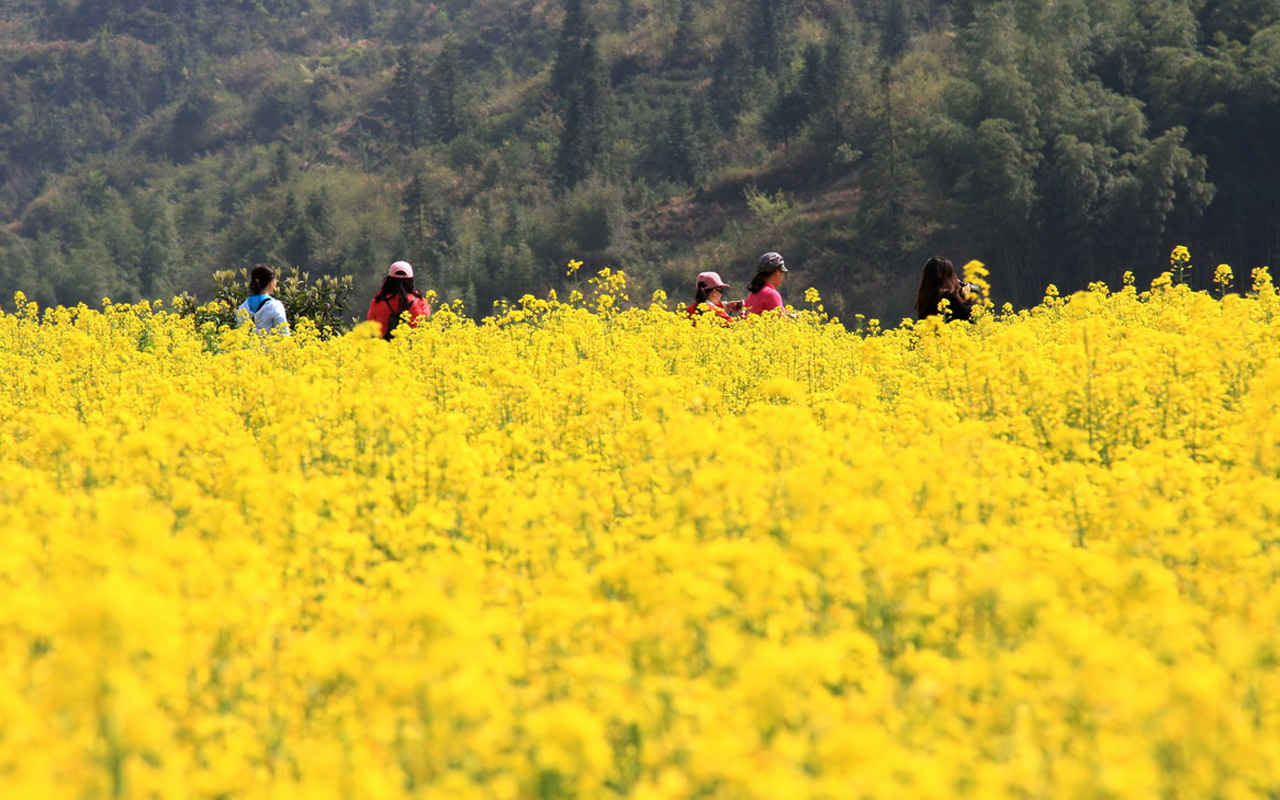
[237,264,290,334]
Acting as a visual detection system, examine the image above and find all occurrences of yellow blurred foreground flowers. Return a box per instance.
[3,270,1280,799]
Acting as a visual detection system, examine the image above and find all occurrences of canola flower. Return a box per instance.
[1170,245,1193,285]
[1215,263,1235,297]
[2,267,1280,799]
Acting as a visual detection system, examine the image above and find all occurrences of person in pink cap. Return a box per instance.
[744,251,789,315]
[367,260,431,339]
[685,270,743,323]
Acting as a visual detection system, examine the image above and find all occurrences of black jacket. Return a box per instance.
[920,289,973,322]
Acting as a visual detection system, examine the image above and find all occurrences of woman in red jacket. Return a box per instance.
[685,271,743,323]
[367,260,431,339]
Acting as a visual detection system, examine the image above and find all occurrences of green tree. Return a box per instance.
[763,81,808,149]
[710,39,751,131]
[877,0,911,252]
[389,46,424,148]
[400,173,429,265]
[660,97,706,185]
[617,0,635,31]
[428,41,463,143]
[284,222,314,273]
[306,189,336,247]
[881,0,910,63]
[556,87,590,190]
[278,192,302,244]
[428,208,458,287]
[344,225,379,280]
[764,44,826,148]
[750,0,788,76]
[811,30,851,149]
[555,33,607,190]
[551,0,590,102]
[336,0,374,33]
[671,0,698,66]
[270,143,292,186]
[134,192,175,297]
[170,89,215,162]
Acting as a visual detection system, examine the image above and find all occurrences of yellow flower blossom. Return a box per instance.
[2,266,1280,797]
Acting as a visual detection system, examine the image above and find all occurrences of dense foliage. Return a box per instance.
[0,0,1276,319]
[3,267,1280,796]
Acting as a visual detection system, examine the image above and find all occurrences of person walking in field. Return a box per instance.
[238,264,290,335]
[685,271,743,323]
[914,256,975,322]
[744,251,789,316]
[367,260,431,340]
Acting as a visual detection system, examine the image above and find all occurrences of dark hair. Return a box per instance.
[374,275,422,339]
[692,283,722,305]
[915,256,963,318]
[747,267,778,294]
[749,251,786,292]
[249,264,276,294]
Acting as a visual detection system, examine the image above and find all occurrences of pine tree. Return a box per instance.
[879,0,910,251]
[170,90,214,162]
[579,35,606,169]
[135,193,175,297]
[798,44,825,121]
[671,0,697,66]
[344,226,378,277]
[556,87,589,190]
[285,221,314,272]
[304,189,336,273]
[881,0,909,63]
[750,0,786,76]
[555,29,607,190]
[798,33,849,150]
[400,173,428,256]
[426,207,457,284]
[662,97,704,185]
[305,189,335,243]
[551,0,589,102]
[617,0,634,31]
[271,143,292,186]
[428,41,462,143]
[763,81,807,149]
[389,46,424,148]
[710,39,749,131]
[278,192,301,240]
[340,0,374,33]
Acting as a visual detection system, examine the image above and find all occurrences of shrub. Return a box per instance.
[173,266,356,335]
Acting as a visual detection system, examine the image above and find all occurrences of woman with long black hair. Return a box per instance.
[367,260,431,339]
[914,256,974,321]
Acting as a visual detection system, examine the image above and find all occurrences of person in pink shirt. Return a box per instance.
[744,251,789,315]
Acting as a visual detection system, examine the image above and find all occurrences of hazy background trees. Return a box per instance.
[1,0,1274,322]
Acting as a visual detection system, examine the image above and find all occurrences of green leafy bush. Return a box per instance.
[173,267,355,335]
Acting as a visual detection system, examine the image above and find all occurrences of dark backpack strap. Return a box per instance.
[383,296,400,340]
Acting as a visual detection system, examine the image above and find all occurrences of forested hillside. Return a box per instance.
[1,0,1277,321]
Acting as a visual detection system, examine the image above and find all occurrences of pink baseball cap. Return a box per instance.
[388,260,414,278]
[696,271,729,291]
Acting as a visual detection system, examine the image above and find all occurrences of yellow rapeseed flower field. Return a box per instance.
[3,265,1280,799]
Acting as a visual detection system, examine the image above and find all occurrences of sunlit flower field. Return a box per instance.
[3,264,1280,799]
